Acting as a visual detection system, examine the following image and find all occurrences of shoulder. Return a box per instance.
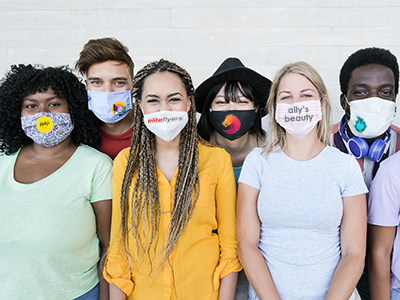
[113,146,131,170]
[390,123,400,134]
[75,145,113,168]
[323,145,352,159]
[320,146,359,170]
[380,150,400,173]
[0,151,17,161]
[245,147,265,161]
[331,121,340,134]
[198,141,230,160]
[0,151,18,169]
[242,147,269,172]
[197,141,233,173]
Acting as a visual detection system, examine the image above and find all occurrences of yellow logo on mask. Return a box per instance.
[36,116,53,133]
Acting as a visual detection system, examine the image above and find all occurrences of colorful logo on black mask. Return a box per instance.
[222,114,241,134]
[354,116,367,133]
[112,101,127,116]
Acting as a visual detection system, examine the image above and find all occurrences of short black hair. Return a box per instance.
[197,81,265,141]
[0,64,102,155]
[340,47,399,95]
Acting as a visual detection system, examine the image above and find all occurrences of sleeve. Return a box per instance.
[341,155,368,198]
[368,162,400,227]
[213,149,242,291]
[103,150,134,296]
[238,148,262,191]
[89,155,113,203]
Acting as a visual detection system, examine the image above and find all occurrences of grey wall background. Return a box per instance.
[1,0,400,125]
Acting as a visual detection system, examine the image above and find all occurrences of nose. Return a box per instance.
[37,103,50,113]
[292,97,302,104]
[102,83,115,93]
[159,100,171,111]
[225,102,235,110]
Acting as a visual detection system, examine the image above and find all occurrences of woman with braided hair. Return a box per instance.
[103,59,241,299]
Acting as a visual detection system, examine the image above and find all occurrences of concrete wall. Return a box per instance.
[1,0,399,125]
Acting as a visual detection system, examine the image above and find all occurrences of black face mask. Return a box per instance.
[209,109,257,141]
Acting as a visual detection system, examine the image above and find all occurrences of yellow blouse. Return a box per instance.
[104,142,242,300]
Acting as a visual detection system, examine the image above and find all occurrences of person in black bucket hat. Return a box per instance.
[196,57,271,182]
[196,57,271,300]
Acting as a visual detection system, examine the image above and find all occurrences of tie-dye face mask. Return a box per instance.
[209,109,256,141]
[21,112,74,147]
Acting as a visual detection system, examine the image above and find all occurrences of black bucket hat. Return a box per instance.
[195,57,272,116]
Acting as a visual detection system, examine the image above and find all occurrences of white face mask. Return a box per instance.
[142,110,189,141]
[347,97,396,138]
[87,90,133,124]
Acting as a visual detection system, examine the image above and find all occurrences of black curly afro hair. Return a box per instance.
[0,64,102,155]
[340,47,399,96]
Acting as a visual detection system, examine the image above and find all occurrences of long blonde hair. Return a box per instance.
[119,59,205,275]
[264,61,331,153]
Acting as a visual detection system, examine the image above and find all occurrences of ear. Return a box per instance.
[187,96,193,112]
[320,95,328,108]
[339,93,347,111]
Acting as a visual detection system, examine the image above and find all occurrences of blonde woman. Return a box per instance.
[103,59,241,300]
[237,62,367,300]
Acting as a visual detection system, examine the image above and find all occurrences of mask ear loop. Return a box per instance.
[344,95,350,106]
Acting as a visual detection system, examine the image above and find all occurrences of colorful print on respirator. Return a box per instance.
[275,100,322,138]
[21,112,74,147]
[87,90,132,123]
[346,97,396,138]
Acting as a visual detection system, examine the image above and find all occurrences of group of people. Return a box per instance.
[0,37,399,300]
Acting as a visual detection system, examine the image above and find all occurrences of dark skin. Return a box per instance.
[340,64,396,146]
[15,88,77,183]
[15,88,111,300]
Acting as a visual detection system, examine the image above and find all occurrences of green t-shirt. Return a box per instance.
[0,145,113,299]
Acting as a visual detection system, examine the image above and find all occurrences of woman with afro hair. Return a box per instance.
[0,64,112,300]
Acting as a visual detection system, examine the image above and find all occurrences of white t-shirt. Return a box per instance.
[0,145,113,299]
[239,146,367,300]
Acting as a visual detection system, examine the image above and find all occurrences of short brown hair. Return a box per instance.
[75,37,134,78]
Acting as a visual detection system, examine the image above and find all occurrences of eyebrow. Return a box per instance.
[352,83,369,89]
[278,88,315,95]
[145,94,160,99]
[23,96,61,102]
[300,88,315,93]
[168,92,183,97]
[87,77,128,81]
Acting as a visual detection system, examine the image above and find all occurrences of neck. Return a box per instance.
[155,133,181,154]
[283,127,325,161]
[211,131,264,167]
[28,136,77,160]
[212,132,258,153]
[345,122,386,146]
[102,109,134,135]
